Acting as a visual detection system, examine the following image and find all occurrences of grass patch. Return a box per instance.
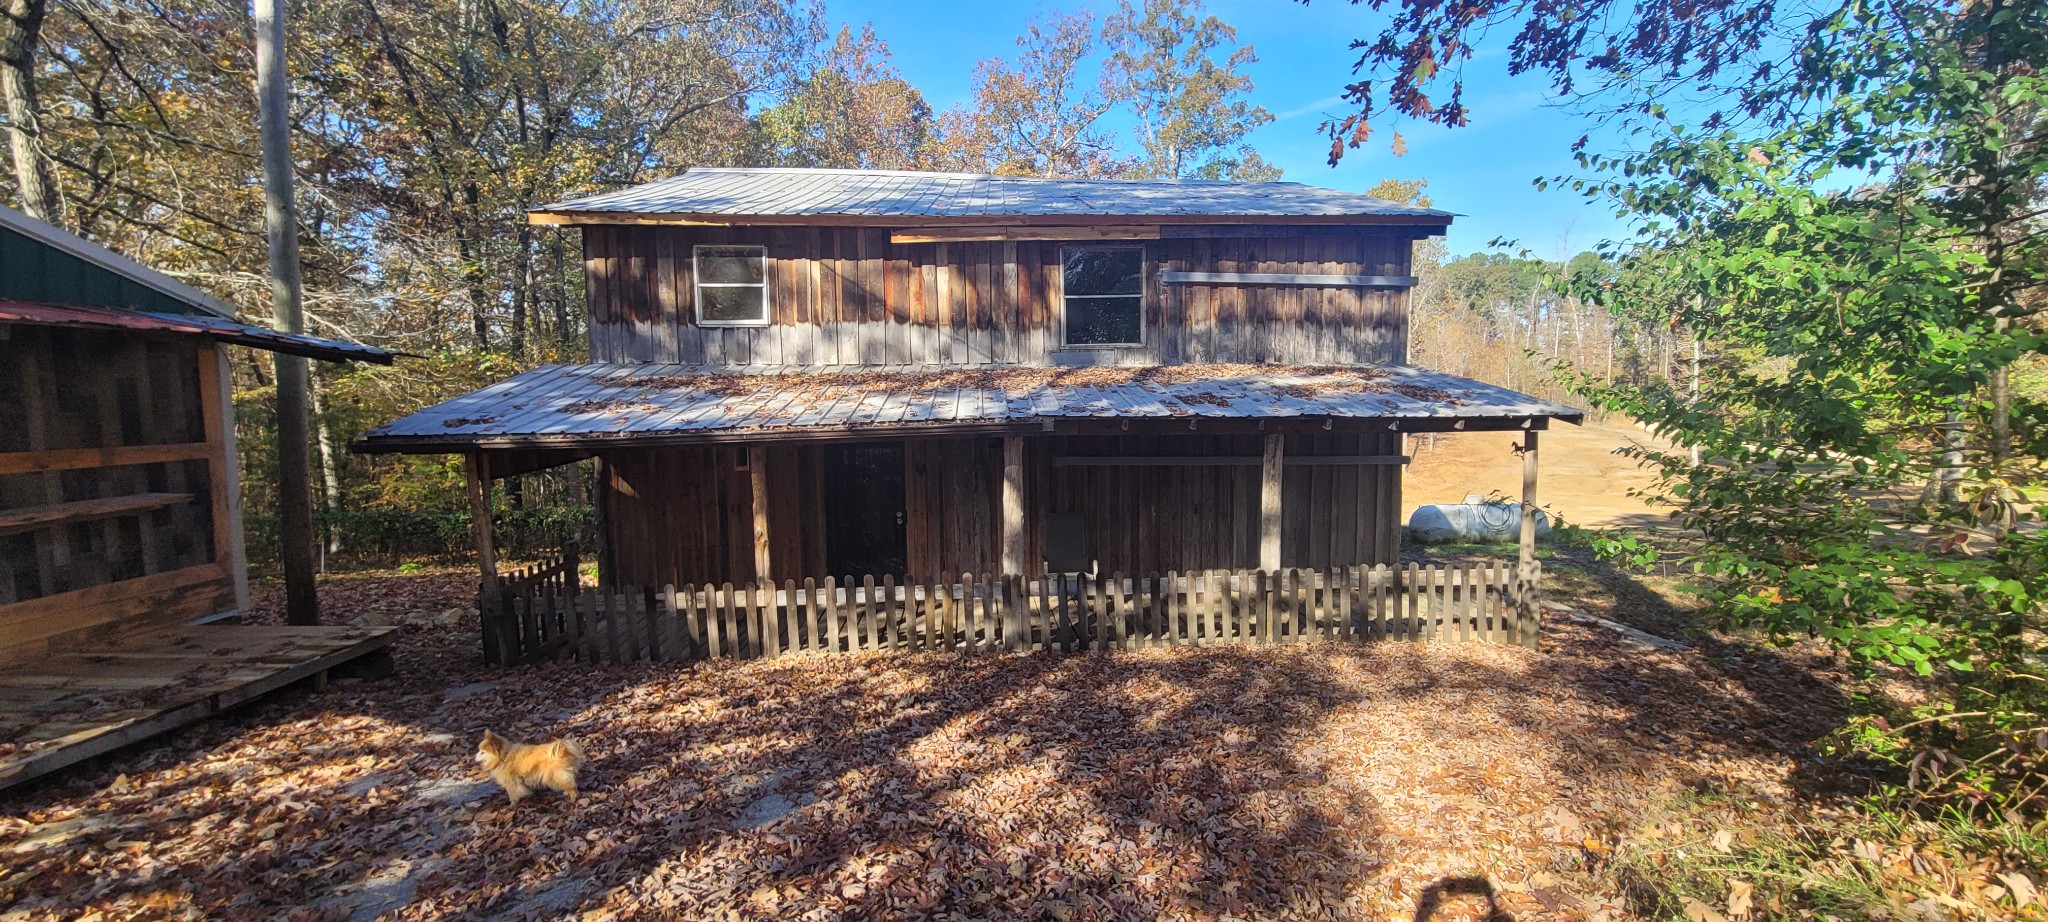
[1611,793,2048,920]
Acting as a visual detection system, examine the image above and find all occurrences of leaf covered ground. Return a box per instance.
[0,568,1851,921]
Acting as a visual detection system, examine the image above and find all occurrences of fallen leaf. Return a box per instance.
[1998,871,2039,908]
[1682,896,1730,922]
[1727,879,1753,919]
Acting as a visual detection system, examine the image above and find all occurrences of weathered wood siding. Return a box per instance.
[595,432,1401,588]
[583,226,1416,367]
[0,327,238,663]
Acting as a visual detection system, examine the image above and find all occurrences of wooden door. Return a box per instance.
[823,442,908,578]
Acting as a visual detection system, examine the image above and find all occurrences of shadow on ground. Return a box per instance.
[0,566,1854,921]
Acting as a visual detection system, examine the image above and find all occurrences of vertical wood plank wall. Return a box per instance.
[583,226,1418,367]
[595,432,1401,589]
[0,327,238,662]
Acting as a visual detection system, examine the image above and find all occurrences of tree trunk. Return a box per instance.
[255,0,318,625]
[512,221,531,358]
[0,0,62,222]
[1689,334,1702,467]
[309,373,344,557]
[552,229,573,346]
[461,181,490,350]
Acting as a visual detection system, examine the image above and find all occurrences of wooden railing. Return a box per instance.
[484,560,1538,666]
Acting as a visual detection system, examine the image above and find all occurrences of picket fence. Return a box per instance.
[482,558,1538,666]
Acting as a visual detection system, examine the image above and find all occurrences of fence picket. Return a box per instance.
[628,589,648,661]
[1371,565,1388,640]
[1464,565,1481,643]
[1337,566,1354,641]
[1039,577,1058,652]
[595,592,618,663]
[1206,570,1221,643]
[883,575,901,650]
[532,598,548,663]
[538,588,559,662]
[654,585,673,662]
[1485,562,1502,642]
[1158,571,1175,647]
[967,574,984,653]
[1290,569,1303,643]
[1431,567,1448,642]
[985,574,1001,652]
[696,584,717,659]
[1199,572,1215,645]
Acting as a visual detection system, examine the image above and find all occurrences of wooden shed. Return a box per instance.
[0,205,395,789]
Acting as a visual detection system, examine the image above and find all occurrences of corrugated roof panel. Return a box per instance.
[0,300,392,364]
[536,168,1454,222]
[355,363,1582,451]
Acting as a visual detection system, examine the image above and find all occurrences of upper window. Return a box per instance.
[693,245,770,326]
[1061,247,1144,347]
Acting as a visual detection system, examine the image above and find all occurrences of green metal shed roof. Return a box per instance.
[0,205,239,317]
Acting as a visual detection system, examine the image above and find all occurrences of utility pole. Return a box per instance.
[254,0,318,625]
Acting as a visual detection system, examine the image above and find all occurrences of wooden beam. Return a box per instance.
[0,494,193,535]
[0,442,215,476]
[468,453,513,665]
[466,453,498,600]
[748,445,772,582]
[195,342,245,613]
[1001,436,1026,576]
[1159,270,1417,288]
[1515,430,1542,648]
[1259,434,1283,571]
[0,563,231,657]
[1052,454,1409,467]
[1157,224,1435,239]
[890,225,1162,245]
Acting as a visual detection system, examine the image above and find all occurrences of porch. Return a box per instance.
[352,363,1580,661]
[0,622,398,791]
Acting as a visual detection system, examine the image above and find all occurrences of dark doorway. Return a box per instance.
[823,442,908,578]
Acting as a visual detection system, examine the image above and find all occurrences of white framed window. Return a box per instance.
[693,245,770,326]
[1060,246,1145,347]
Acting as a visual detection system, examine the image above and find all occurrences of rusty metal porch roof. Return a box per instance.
[354,363,1581,452]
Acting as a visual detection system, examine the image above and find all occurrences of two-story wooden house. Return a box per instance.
[355,168,1581,663]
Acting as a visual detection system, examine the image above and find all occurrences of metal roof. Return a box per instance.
[533,168,1455,224]
[354,363,1580,451]
[0,300,394,364]
[0,205,240,318]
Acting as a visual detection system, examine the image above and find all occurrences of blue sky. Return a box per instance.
[825,0,1634,258]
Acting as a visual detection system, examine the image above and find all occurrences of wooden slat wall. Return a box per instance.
[0,326,235,661]
[1041,432,1401,574]
[904,438,1003,581]
[584,227,1417,367]
[594,433,1400,589]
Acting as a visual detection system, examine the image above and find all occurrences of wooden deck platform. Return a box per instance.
[0,623,399,791]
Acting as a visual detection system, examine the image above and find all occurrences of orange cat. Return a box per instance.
[475,730,587,805]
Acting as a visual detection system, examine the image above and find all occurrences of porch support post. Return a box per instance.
[1001,436,1025,577]
[1259,434,1283,571]
[749,445,772,583]
[1514,429,1542,647]
[466,452,508,664]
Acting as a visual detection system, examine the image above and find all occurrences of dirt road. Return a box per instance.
[1402,416,1677,532]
